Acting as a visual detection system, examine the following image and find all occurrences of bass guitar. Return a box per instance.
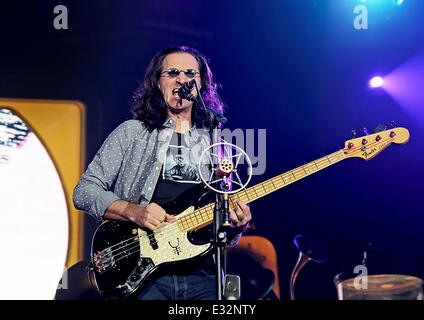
[89,126,410,299]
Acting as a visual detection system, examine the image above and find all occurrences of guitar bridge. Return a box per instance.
[92,248,116,273]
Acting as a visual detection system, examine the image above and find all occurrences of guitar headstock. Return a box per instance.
[343,127,410,160]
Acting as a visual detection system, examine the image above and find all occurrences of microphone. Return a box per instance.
[178,79,228,125]
[216,158,234,179]
[178,79,197,102]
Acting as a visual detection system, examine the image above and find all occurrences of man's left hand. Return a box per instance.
[229,199,251,233]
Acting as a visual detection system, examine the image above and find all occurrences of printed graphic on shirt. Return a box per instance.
[163,134,200,184]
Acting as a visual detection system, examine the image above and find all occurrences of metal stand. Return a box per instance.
[223,274,241,300]
[213,193,224,300]
[212,185,233,300]
[210,121,228,301]
[193,81,251,300]
[290,235,328,300]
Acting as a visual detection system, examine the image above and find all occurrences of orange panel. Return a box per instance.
[0,98,85,268]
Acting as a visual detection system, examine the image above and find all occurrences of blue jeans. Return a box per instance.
[136,259,217,300]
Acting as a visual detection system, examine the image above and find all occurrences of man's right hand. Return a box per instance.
[129,202,176,230]
[104,200,176,231]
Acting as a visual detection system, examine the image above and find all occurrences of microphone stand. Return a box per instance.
[190,81,229,300]
[210,113,228,301]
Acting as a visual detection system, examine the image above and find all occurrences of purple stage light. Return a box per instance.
[370,76,384,88]
[380,50,424,123]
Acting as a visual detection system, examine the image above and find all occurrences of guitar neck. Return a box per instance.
[177,149,346,232]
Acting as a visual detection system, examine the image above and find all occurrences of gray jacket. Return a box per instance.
[73,118,212,220]
[73,118,242,245]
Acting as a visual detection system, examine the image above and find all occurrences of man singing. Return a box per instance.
[73,46,251,300]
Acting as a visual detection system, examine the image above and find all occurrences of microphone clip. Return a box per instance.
[178,79,197,102]
[178,79,228,126]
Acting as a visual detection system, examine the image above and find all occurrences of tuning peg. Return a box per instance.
[374,124,387,133]
[351,130,357,139]
[390,120,398,128]
[363,127,369,136]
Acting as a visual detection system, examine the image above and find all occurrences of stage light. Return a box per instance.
[382,50,424,121]
[359,0,405,5]
[370,76,384,88]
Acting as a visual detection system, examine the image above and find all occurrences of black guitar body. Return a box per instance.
[89,184,215,300]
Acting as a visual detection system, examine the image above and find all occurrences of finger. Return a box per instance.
[231,209,250,228]
[236,200,251,219]
[165,213,176,222]
[154,213,166,223]
[149,202,167,217]
[230,209,246,228]
[143,221,157,231]
[229,208,238,223]
[147,205,168,223]
[236,199,249,211]
[233,204,248,221]
[149,216,162,227]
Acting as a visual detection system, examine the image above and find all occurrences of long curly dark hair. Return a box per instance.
[131,46,225,132]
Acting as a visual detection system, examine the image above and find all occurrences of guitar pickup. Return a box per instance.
[147,231,159,250]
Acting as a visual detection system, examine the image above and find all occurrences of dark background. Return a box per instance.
[1,0,424,300]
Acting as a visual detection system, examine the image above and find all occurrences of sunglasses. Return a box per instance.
[161,68,200,79]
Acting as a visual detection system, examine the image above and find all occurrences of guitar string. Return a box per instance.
[92,203,215,263]
[93,222,179,265]
[108,223,214,267]
[93,234,142,260]
[99,222,216,268]
[94,202,215,262]
[93,149,349,265]
[94,135,395,266]
[103,214,214,264]
[96,241,140,268]
[92,201,213,259]
[94,134,390,266]
[93,149,347,262]
[93,214,201,265]
[95,225,194,267]
[92,223,176,265]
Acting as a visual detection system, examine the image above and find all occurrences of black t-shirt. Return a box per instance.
[150,131,216,275]
[150,132,201,208]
